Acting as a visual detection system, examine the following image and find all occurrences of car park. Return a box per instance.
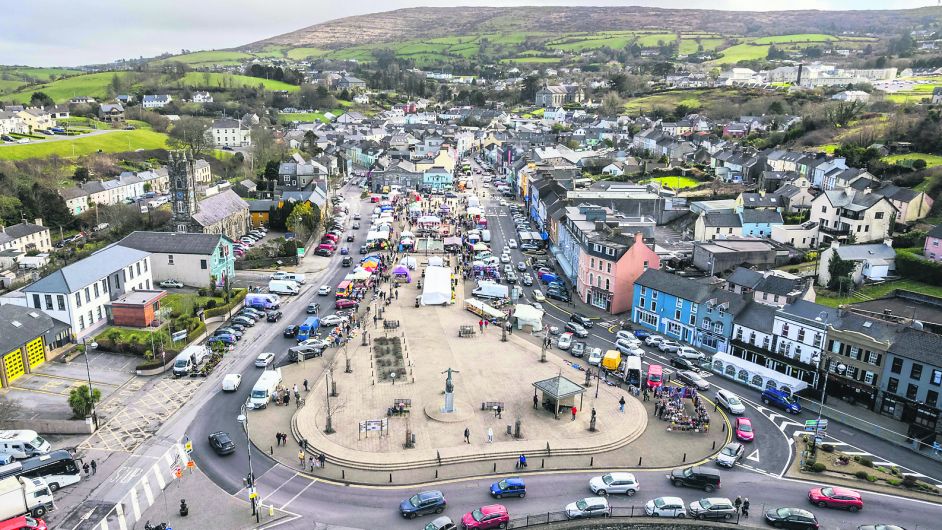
[399,490,447,518]
[565,322,589,338]
[159,279,183,288]
[677,347,705,362]
[254,352,275,368]
[808,486,862,511]
[490,478,526,498]
[589,472,639,496]
[715,442,745,468]
[644,496,687,518]
[570,342,585,358]
[221,373,242,392]
[762,388,801,414]
[208,431,235,455]
[734,417,754,442]
[460,504,509,529]
[688,497,736,520]
[677,370,710,390]
[266,310,283,322]
[318,285,331,295]
[669,466,721,492]
[764,507,819,529]
[283,325,298,338]
[565,497,610,519]
[715,390,746,415]
[557,332,574,350]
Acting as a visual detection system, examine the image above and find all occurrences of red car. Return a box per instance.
[808,486,863,512]
[335,299,359,310]
[461,504,509,529]
[734,417,754,442]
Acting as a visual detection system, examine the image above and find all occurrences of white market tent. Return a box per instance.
[513,304,544,332]
[466,206,482,217]
[399,256,417,270]
[428,256,444,267]
[421,266,452,305]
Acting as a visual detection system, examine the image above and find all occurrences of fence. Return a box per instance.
[505,507,742,528]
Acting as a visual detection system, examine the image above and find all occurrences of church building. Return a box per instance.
[169,151,250,240]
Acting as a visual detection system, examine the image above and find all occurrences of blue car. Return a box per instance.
[209,333,236,345]
[633,329,651,339]
[399,490,446,519]
[489,477,526,498]
[761,388,801,414]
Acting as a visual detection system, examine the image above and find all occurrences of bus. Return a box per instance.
[335,281,353,299]
[0,450,81,492]
[296,317,319,342]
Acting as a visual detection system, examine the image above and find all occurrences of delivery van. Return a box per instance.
[481,229,491,242]
[269,279,300,295]
[0,431,50,460]
[602,350,621,371]
[283,273,306,285]
[622,356,643,387]
[471,281,509,300]
[249,368,282,409]
[646,364,663,389]
[172,344,211,377]
[246,293,280,310]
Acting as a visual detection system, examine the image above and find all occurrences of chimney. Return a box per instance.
[863,187,871,195]
[33,218,42,227]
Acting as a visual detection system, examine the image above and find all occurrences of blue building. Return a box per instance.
[422,166,453,191]
[739,209,784,238]
[632,269,745,354]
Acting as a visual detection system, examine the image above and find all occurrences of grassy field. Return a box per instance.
[278,110,345,123]
[4,72,131,103]
[751,34,837,44]
[178,72,300,91]
[711,43,771,64]
[0,129,169,160]
[641,176,700,189]
[815,280,942,308]
[503,56,562,64]
[285,47,329,60]
[678,38,725,55]
[623,90,710,113]
[883,153,942,169]
[154,50,255,66]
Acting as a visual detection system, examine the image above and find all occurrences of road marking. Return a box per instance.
[261,472,300,503]
[280,479,317,510]
[746,449,760,462]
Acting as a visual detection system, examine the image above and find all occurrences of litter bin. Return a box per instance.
[506,425,512,435]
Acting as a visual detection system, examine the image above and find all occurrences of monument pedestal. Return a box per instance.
[442,391,455,413]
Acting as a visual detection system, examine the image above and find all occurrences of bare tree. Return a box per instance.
[0,396,24,424]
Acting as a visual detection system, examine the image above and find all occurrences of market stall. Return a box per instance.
[513,303,544,332]
[420,265,453,306]
[392,265,412,283]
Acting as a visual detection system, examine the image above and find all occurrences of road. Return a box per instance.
[177,166,938,529]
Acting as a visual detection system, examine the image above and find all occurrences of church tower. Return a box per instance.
[168,151,199,233]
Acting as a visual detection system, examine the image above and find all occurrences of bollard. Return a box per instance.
[268,503,274,516]
[712,440,716,450]
[541,459,544,468]
[722,422,726,432]
[683,452,687,462]
[638,456,642,466]
[389,473,393,483]
[493,463,496,472]
[342,469,345,480]
[435,470,438,479]
[270,446,273,455]
[590,456,594,467]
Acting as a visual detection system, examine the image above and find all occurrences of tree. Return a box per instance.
[827,252,855,292]
[30,91,54,107]
[600,92,624,116]
[0,396,23,423]
[287,201,318,240]
[825,100,864,128]
[168,117,212,156]
[767,100,785,115]
[68,384,101,419]
[0,196,22,225]
[521,75,542,103]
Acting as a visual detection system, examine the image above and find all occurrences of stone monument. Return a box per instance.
[441,368,459,413]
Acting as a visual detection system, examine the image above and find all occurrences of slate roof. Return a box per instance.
[740,209,783,225]
[756,274,801,296]
[212,118,243,129]
[702,212,742,228]
[777,300,841,327]
[926,225,942,239]
[25,244,150,294]
[0,305,58,356]
[532,375,586,399]
[0,222,47,246]
[118,231,226,255]
[726,267,763,289]
[834,243,895,261]
[734,301,778,333]
[889,326,942,366]
[635,268,715,303]
[192,190,249,228]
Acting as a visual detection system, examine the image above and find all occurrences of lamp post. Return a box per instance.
[237,404,259,523]
[81,339,98,429]
[812,355,845,452]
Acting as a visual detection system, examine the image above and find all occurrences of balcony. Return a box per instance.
[819,224,849,236]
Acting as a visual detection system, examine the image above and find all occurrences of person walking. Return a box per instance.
[495,404,502,419]
[479,319,484,332]
[654,401,660,417]
[303,379,309,392]
[484,320,489,331]
[275,432,281,446]
[570,405,577,421]
[83,462,90,476]
[309,455,316,472]
[318,453,326,469]
[741,498,750,518]
[486,427,494,443]
[734,496,743,514]
[533,394,539,409]
[464,427,471,444]
[90,460,97,475]
[642,388,649,402]
[298,450,305,468]
[618,396,626,413]
[517,454,527,469]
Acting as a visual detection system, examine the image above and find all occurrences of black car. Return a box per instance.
[283,325,299,338]
[266,310,283,322]
[314,248,332,257]
[569,313,594,329]
[546,289,571,303]
[228,323,246,333]
[346,234,355,242]
[670,357,696,371]
[342,256,353,267]
[764,507,819,529]
[359,245,368,254]
[399,490,447,518]
[288,345,324,361]
[668,466,721,492]
[564,322,589,338]
[208,431,235,455]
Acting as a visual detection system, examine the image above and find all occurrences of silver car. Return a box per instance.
[688,498,736,520]
[715,442,745,468]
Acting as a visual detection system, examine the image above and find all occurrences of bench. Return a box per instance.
[388,398,412,416]
[384,320,400,329]
[481,401,505,411]
[458,325,476,338]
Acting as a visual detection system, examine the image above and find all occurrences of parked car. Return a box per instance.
[320,314,349,326]
[159,279,183,288]
[734,417,755,442]
[221,373,242,392]
[557,332,574,351]
[570,342,585,358]
[676,370,710,391]
[677,346,705,362]
[209,334,236,346]
[670,357,696,371]
[669,466,721,492]
[490,478,526,498]
[240,308,266,319]
[270,272,289,280]
[306,303,320,314]
[208,431,235,455]
[589,472,639,496]
[688,497,736,520]
[586,347,603,366]
[644,496,687,518]
[644,335,665,347]
[359,245,368,254]
[658,340,681,353]
[616,340,644,357]
[546,289,571,302]
[569,314,594,329]
[283,325,299,338]
[715,442,745,468]
[214,327,242,340]
[399,490,446,519]
[460,504,509,529]
[565,497,610,519]
[762,388,801,414]
[336,299,359,310]
[318,285,331,296]
[808,486,862,512]
[532,290,546,302]
[565,322,589,338]
[232,315,256,327]
[265,311,282,322]
[715,390,746,415]
[764,507,820,529]
[254,352,275,368]
[521,273,533,286]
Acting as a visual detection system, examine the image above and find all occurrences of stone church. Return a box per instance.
[169,151,249,240]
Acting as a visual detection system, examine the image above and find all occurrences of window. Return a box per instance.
[643,260,649,270]
[797,328,805,342]
[736,327,744,341]
[44,295,52,310]
[713,322,724,334]
[589,273,593,286]
[94,283,99,298]
[590,258,595,268]
[88,310,93,324]
[96,307,103,320]
[675,309,682,320]
[168,255,174,265]
[763,336,771,349]
[32,294,40,308]
[143,260,147,272]
[57,295,65,311]
[875,212,884,220]
[849,346,860,360]
[78,315,85,330]
[638,311,657,327]
[932,369,942,386]
[927,390,939,407]
[75,292,82,308]
[906,383,919,400]
[136,262,141,275]
[864,371,875,385]
[781,323,789,336]
[821,206,827,213]
[867,351,880,365]
[813,334,822,348]
[639,298,645,309]
[201,259,208,270]
[640,286,647,296]
[891,357,903,374]
[606,263,611,273]
[605,279,610,291]
[676,298,683,309]
[911,363,924,380]
[887,377,899,394]
[84,287,90,303]
[650,301,657,311]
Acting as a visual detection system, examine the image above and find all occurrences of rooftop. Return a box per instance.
[25,244,150,294]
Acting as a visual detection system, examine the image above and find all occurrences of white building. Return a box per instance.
[142,95,172,109]
[191,92,214,103]
[209,118,251,148]
[0,220,52,253]
[22,245,153,339]
[831,90,870,103]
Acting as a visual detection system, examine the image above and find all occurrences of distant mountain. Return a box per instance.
[243,6,942,51]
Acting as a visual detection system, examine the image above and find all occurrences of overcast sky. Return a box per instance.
[1,0,930,67]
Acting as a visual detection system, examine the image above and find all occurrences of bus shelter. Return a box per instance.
[533,375,586,419]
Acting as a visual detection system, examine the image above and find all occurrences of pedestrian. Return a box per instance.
[309,455,316,471]
[276,432,281,446]
[91,460,97,475]
[517,454,527,469]
[571,405,577,421]
[464,427,471,444]
[486,427,494,443]
[741,498,749,518]
[533,394,539,409]
[303,379,309,392]
[479,319,484,332]
[495,404,502,418]
[618,396,626,413]
[484,320,489,331]
[284,393,290,406]
[642,388,649,402]
[298,450,305,468]
[653,402,660,417]
[83,462,90,475]
[714,399,718,412]
[318,454,326,468]
[734,496,742,513]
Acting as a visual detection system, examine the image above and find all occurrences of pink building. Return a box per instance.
[924,225,942,262]
[576,232,661,314]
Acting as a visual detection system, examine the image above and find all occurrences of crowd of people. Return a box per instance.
[652,385,711,432]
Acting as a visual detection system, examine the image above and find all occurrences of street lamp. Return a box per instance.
[812,354,845,452]
[237,404,259,523]
[81,339,98,429]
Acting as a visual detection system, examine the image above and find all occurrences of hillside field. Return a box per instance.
[0,129,169,160]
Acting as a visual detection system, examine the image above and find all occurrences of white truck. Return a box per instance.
[249,368,282,409]
[268,279,300,295]
[0,476,54,519]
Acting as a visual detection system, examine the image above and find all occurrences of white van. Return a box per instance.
[172,344,211,377]
[481,229,491,242]
[0,430,51,460]
[249,368,282,409]
[283,273,306,285]
[472,281,509,300]
[269,279,300,295]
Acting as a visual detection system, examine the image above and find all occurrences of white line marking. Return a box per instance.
[280,479,317,510]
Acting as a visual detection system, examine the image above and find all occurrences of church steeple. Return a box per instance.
[169,150,199,233]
